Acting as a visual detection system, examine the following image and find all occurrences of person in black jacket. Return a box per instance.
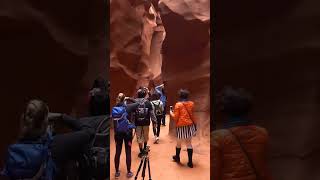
[134,88,157,158]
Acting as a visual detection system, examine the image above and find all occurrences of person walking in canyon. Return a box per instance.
[170,89,196,168]
[150,92,164,144]
[155,84,167,126]
[134,89,157,158]
[211,87,272,180]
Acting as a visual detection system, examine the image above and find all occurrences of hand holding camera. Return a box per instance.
[48,112,63,122]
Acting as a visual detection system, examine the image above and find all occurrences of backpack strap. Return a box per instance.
[113,112,127,121]
[91,116,109,147]
[228,129,260,180]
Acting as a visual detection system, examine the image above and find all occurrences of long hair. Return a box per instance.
[20,99,49,139]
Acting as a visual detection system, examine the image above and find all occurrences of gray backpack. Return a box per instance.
[152,101,163,116]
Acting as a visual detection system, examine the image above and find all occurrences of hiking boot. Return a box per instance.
[127,171,134,178]
[187,162,194,168]
[172,147,181,163]
[115,171,120,178]
[187,149,194,168]
[172,155,180,163]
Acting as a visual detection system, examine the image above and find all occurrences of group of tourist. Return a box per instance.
[0,73,274,180]
[112,84,197,178]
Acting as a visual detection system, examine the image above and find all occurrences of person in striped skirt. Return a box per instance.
[170,89,197,168]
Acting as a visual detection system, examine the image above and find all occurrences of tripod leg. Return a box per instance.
[142,157,148,180]
[148,157,152,180]
[135,157,144,180]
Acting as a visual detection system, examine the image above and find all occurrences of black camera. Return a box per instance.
[141,145,150,157]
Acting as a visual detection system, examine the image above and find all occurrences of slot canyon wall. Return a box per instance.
[214,0,320,179]
[0,0,108,165]
[110,0,210,138]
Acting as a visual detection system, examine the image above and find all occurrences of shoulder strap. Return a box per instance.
[181,103,194,124]
[228,129,260,180]
[91,116,108,147]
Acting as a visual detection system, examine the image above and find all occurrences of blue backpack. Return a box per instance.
[112,105,136,133]
[1,131,56,180]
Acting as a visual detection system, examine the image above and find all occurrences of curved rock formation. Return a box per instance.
[160,5,210,138]
[159,0,210,21]
[110,0,210,140]
[110,0,165,101]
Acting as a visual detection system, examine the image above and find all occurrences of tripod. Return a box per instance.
[135,150,152,180]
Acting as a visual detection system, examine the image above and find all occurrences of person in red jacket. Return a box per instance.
[170,89,196,168]
[211,87,272,180]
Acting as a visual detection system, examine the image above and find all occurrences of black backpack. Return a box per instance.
[135,99,149,122]
[78,116,109,180]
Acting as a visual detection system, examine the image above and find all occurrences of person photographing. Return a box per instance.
[112,93,138,178]
[170,89,196,168]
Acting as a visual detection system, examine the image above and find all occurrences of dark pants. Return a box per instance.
[162,105,167,125]
[153,115,163,137]
[114,132,133,172]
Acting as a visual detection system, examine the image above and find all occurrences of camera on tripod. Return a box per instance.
[141,145,150,157]
[135,145,152,180]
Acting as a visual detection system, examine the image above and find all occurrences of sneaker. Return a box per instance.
[153,136,158,144]
[127,171,134,178]
[156,137,160,143]
[115,171,120,178]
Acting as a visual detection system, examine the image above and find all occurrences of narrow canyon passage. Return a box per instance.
[110,1,210,178]
[110,115,210,180]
